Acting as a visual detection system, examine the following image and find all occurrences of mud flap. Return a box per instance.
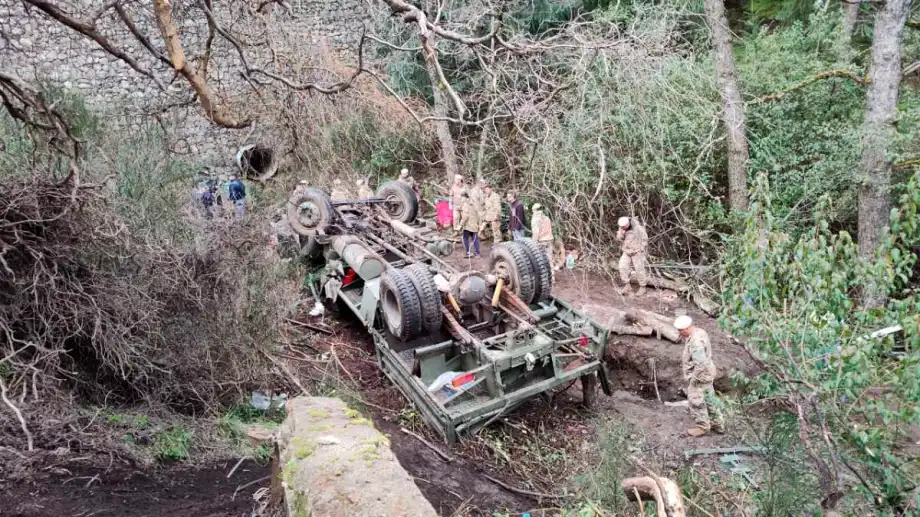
[598,364,612,396]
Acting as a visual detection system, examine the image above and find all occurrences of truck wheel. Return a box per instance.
[404,263,443,334]
[288,188,335,236]
[380,268,423,341]
[513,239,552,302]
[489,243,536,304]
[376,181,418,223]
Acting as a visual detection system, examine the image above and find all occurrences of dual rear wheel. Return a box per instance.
[489,239,553,305]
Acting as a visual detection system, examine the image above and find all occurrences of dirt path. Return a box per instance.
[0,458,270,517]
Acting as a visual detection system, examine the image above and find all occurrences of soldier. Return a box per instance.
[459,192,481,258]
[330,178,351,201]
[357,177,374,199]
[480,183,502,243]
[469,178,486,214]
[531,204,555,275]
[616,216,649,296]
[674,316,725,437]
[398,168,420,200]
[450,174,467,232]
[507,191,526,241]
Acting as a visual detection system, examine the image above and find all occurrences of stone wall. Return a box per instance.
[0,0,372,163]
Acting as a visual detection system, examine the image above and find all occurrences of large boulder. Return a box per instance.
[278,397,437,517]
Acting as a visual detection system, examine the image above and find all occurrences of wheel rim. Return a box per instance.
[382,286,402,332]
[382,195,407,219]
[297,201,321,229]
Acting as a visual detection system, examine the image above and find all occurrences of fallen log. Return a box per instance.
[623,272,722,317]
[624,309,681,343]
[609,323,654,337]
[621,476,686,517]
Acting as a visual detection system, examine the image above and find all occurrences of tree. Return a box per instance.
[703,0,750,212]
[838,0,862,62]
[18,0,364,129]
[857,0,912,307]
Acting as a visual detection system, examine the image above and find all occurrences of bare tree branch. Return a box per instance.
[21,0,166,91]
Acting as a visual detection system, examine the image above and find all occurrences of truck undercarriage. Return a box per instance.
[288,181,611,441]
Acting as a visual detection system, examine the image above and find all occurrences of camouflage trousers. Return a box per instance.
[618,251,647,287]
[687,380,725,432]
[480,220,502,243]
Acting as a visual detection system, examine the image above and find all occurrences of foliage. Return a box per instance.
[0,93,303,452]
[722,172,920,513]
[574,421,631,513]
[153,425,193,462]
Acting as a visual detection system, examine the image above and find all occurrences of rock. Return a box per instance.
[278,397,437,517]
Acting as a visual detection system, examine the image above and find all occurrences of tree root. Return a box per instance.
[0,377,33,452]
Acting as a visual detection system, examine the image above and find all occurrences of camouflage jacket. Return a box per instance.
[617,220,648,256]
[482,192,502,221]
[450,183,467,206]
[469,186,485,212]
[460,200,481,232]
[531,212,553,242]
[682,328,716,383]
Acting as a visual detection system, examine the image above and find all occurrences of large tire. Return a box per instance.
[288,188,336,236]
[489,242,536,304]
[380,268,423,341]
[376,181,419,223]
[404,263,443,334]
[514,238,552,302]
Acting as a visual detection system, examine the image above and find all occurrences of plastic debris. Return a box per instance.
[308,301,325,317]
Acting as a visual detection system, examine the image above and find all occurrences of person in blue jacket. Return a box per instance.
[227,174,247,217]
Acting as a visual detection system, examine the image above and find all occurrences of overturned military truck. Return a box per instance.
[287,181,611,441]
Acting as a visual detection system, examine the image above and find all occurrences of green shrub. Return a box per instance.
[153,426,193,461]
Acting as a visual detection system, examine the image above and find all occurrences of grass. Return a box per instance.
[153,425,193,461]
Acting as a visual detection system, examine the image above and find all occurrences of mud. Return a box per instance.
[0,458,270,517]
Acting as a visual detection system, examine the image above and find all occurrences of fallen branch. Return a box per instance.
[0,377,33,452]
[483,473,566,500]
[400,427,453,462]
[624,309,680,343]
[621,476,686,517]
[227,456,247,479]
[753,69,867,104]
[232,475,271,501]
[262,351,310,396]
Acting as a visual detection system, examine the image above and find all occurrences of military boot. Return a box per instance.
[687,426,709,437]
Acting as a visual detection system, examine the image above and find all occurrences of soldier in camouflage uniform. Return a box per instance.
[480,183,502,243]
[616,216,649,296]
[674,316,724,437]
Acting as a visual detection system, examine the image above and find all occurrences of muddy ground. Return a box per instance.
[0,457,269,517]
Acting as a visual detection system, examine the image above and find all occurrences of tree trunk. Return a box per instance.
[838,0,861,62]
[417,21,460,186]
[857,0,911,307]
[703,0,749,212]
